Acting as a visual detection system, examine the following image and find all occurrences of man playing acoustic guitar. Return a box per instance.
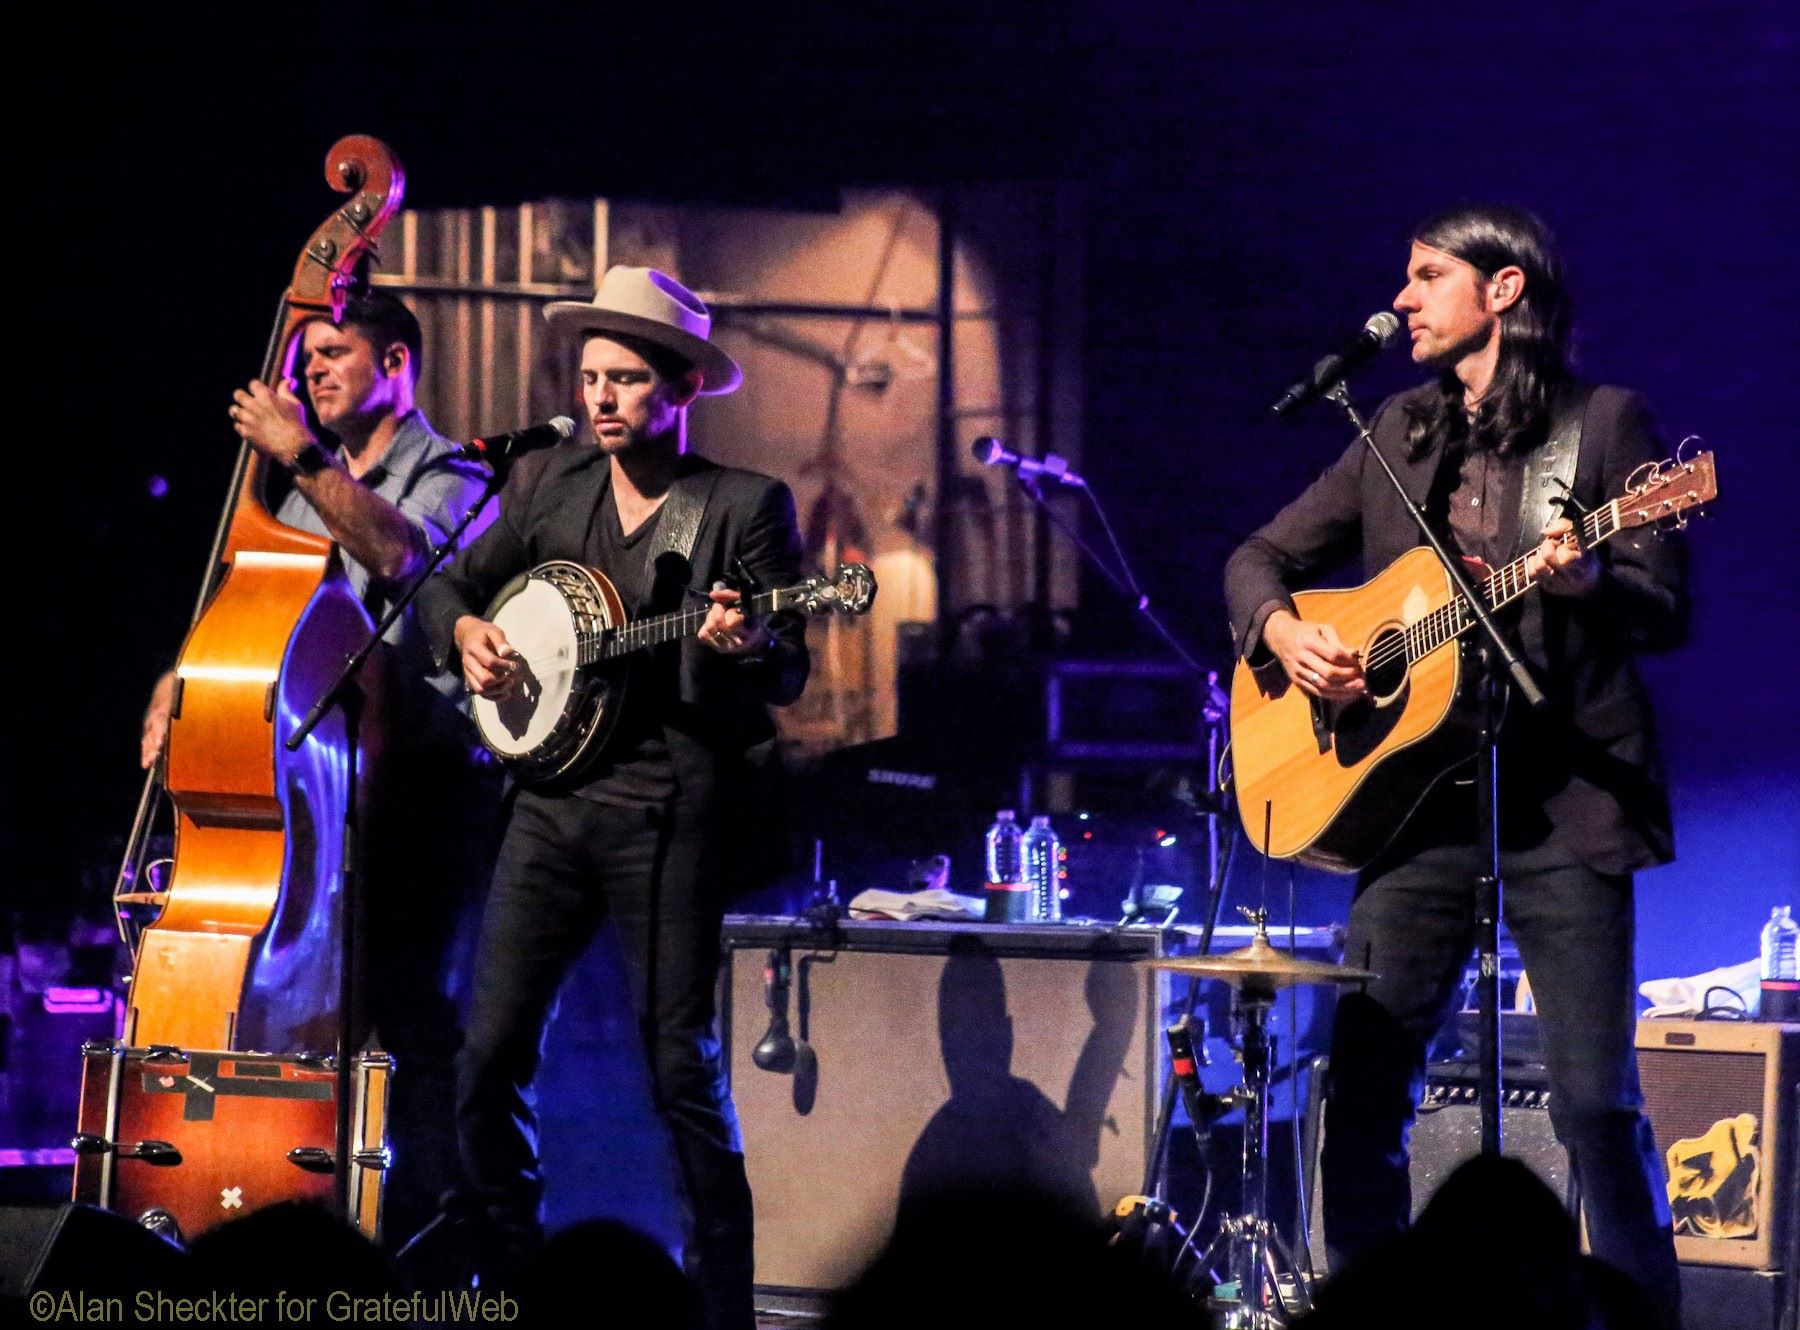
[1224,205,1686,1321]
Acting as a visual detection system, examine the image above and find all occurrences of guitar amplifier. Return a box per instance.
[71,1042,390,1243]
[1303,1057,1572,1273]
[720,916,1172,1312]
[1636,1019,1799,1272]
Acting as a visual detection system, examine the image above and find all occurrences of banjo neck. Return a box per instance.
[582,588,784,665]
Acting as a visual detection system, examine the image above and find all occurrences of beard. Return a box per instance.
[589,416,643,455]
[590,406,679,456]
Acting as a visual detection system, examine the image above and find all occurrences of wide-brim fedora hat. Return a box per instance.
[543,266,741,396]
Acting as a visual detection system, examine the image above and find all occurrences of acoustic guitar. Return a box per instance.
[1228,450,1716,871]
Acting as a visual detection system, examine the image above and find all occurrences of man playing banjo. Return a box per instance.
[418,266,810,1329]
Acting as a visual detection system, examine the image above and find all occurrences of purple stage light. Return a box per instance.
[44,987,114,1015]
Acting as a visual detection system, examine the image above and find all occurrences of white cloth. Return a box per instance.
[847,887,986,922]
[1639,958,1761,1018]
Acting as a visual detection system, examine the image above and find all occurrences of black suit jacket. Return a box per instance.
[418,443,810,882]
[1222,382,1689,875]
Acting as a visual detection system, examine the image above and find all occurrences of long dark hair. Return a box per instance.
[1403,204,1572,457]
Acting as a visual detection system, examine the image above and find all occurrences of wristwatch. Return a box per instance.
[289,441,334,477]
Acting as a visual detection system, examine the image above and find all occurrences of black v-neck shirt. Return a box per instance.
[566,484,679,808]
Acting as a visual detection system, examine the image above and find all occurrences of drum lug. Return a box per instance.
[287,1146,335,1174]
[352,1148,391,1171]
[80,1038,120,1056]
[71,1132,114,1155]
[125,1140,183,1166]
[142,1045,187,1065]
[138,1209,183,1244]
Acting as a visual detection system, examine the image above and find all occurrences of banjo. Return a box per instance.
[472,560,877,779]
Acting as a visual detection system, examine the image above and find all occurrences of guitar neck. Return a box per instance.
[579,588,784,665]
[1405,499,1623,661]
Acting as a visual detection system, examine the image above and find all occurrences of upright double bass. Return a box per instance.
[114,136,405,1057]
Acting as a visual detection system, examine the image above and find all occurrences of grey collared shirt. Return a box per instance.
[275,410,495,751]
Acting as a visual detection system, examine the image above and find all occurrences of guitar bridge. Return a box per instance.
[1310,695,1332,755]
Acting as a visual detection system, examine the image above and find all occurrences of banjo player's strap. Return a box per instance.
[641,463,722,610]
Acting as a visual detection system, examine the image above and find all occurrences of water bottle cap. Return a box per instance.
[1030,814,1052,827]
[996,810,1016,821]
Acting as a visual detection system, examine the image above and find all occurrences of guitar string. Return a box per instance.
[1355,504,1613,676]
[1362,502,1614,673]
[1361,516,1599,673]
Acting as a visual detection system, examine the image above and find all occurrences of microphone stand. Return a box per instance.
[1010,469,1238,1213]
[1013,472,1206,677]
[1322,382,1545,1156]
[283,461,507,1220]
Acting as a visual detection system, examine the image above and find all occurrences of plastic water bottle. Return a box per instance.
[1761,907,1800,1020]
[984,811,1029,922]
[1022,815,1063,923]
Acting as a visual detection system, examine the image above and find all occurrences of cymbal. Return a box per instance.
[1145,933,1375,990]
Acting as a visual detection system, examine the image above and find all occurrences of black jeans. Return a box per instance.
[361,748,501,1251]
[457,788,753,1330]
[1320,836,1680,1317]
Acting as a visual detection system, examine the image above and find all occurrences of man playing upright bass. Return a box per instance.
[141,290,502,1251]
[1224,205,1686,1321]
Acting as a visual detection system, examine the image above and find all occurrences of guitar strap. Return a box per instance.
[641,464,722,610]
[1514,382,1595,555]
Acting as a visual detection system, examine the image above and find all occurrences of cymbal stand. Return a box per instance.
[1137,673,1236,1200]
[1190,915,1313,1328]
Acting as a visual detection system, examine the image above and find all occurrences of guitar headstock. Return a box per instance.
[1613,447,1717,532]
[775,563,879,617]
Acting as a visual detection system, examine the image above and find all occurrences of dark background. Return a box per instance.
[13,2,1795,985]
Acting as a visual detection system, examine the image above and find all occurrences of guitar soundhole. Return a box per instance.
[1364,626,1409,705]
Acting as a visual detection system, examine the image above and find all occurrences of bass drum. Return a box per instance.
[472,560,625,781]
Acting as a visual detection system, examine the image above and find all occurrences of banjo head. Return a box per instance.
[471,565,619,770]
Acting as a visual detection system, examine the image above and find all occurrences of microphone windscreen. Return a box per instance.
[969,436,1005,466]
[549,415,577,439]
[1363,311,1402,347]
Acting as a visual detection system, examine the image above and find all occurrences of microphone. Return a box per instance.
[969,437,1087,488]
[455,416,577,464]
[751,946,797,1073]
[1165,1015,1220,1140]
[1270,312,1401,418]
